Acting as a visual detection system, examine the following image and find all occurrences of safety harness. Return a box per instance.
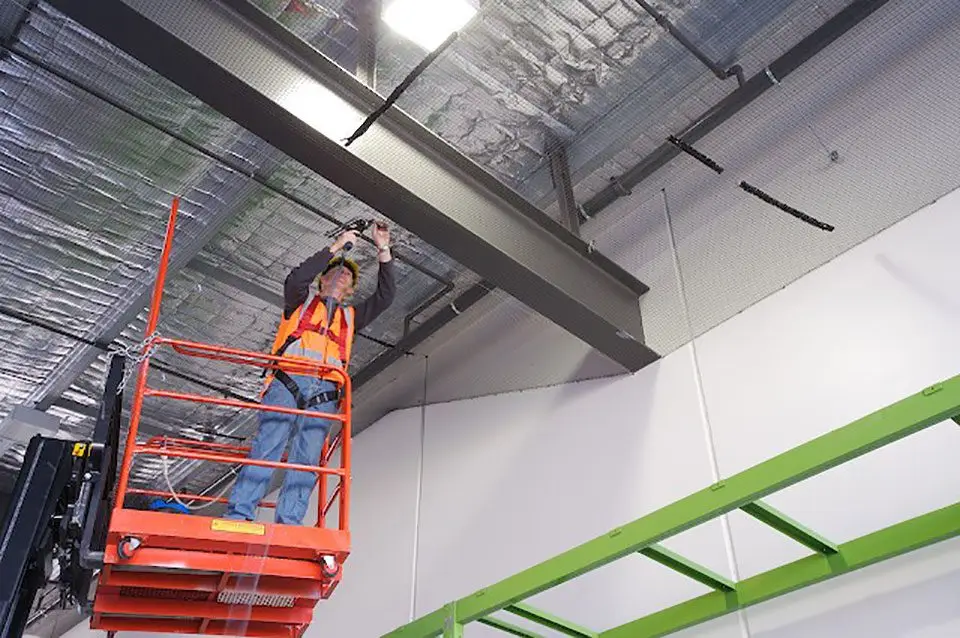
[269,295,350,410]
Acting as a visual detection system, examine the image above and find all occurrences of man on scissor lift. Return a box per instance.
[224,223,394,525]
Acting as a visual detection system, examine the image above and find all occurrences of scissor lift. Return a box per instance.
[85,197,353,637]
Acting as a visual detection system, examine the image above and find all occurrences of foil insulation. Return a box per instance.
[247,0,812,200]
[0,1,474,489]
[0,0,832,497]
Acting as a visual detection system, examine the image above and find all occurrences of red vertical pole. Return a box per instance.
[113,197,180,512]
[317,438,329,528]
[338,379,351,532]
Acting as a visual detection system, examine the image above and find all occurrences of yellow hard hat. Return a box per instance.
[321,256,359,287]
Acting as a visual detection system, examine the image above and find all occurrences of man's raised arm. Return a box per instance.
[353,223,395,332]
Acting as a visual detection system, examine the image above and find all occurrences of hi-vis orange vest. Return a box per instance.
[266,293,355,388]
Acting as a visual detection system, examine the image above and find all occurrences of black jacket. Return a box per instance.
[283,247,395,332]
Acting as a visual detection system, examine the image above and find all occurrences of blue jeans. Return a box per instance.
[224,374,339,525]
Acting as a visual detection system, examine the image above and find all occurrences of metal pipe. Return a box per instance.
[582,0,892,218]
[403,280,455,337]
[545,131,581,234]
[354,0,381,90]
[338,378,352,532]
[113,197,179,511]
[135,444,347,475]
[635,0,744,85]
[143,388,347,422]
[317,438,329,527]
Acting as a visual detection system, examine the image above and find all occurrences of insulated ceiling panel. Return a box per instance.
[245,0,825,195]
[601,0,960,342]
[390,0,807,191]
[0,0,867,504]
[0,0,481,492]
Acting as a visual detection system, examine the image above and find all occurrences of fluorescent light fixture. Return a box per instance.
[382,0,477,51]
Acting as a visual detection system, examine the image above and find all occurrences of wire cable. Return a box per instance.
[344,32,459,146]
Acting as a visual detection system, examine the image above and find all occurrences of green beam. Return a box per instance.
[381,375,960,637]
[638,544,736,591]
[504,602,598,637]
[601,500,960,637]
[477,617,544,637]
[741,500,838,554]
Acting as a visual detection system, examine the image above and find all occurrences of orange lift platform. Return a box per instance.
[88,197,352,637]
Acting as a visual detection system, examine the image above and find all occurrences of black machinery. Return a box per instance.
[0,356,125,638]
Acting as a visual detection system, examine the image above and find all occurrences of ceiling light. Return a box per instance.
[382,0,477,51]
[276,79,366,142]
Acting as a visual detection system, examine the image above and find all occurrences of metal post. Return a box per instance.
[339,377,353,533]
[112,197,180,510]
[546,132,581,235]
[443,603,463,638]
[356,0,381,89]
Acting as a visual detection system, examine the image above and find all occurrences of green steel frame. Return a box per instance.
[382,375,960,637]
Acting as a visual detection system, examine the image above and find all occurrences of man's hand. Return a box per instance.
[372,222,390,249]
[372,222,392,263]
[330,230,358,253]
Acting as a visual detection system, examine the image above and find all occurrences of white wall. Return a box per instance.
[378,184,960,637]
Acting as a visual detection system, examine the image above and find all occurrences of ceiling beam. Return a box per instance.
[49,0,659,373]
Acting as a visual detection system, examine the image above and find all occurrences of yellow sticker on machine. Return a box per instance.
[211,519,266,535]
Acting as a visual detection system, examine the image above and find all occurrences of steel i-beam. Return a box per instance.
[50,0,658,372]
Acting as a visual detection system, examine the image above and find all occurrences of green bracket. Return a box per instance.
[444,602,463,638]
[740,500,838,554]
[638,544,736,591]
[504,602,598,637]
[382,373,960,638]
[477,616,544,637]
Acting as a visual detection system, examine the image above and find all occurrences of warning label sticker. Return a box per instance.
[211,519,266,535]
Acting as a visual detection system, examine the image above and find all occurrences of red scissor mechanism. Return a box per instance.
[87,198,353,637]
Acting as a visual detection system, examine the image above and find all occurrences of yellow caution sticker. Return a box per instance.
[211,519,266,536]
[72,443,88,458]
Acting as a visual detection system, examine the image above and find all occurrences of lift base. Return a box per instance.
[89,511,349,637]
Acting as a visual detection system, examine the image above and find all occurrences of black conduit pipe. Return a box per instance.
[635,0,745,86]
[582,0,892,219]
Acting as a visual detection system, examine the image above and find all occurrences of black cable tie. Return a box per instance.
[344,31,460,147]
[668,135,724,174]
[739,181,835,232]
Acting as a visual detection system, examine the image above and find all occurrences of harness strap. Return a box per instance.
[275,368,342,410]
[273,298,350,363]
